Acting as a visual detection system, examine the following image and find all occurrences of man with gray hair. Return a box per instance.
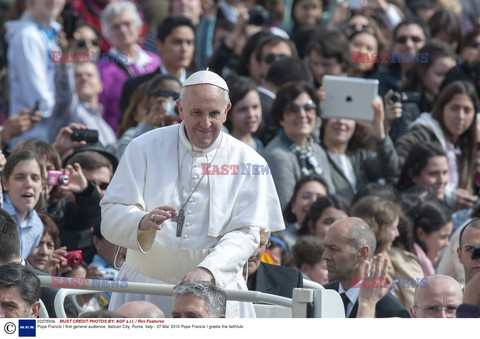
[322,217,409,317]
[101,70,284,317]
[410,274,463,318]
[0,262,41,318]
[172,281,226,318]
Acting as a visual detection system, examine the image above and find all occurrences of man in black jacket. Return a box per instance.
[245,230,303,298]
[322,217,409,318]
[0,208,78,318]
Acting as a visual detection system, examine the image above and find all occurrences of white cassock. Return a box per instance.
[101,123,285,317]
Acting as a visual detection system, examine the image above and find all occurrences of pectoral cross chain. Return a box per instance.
[172,208,185,237]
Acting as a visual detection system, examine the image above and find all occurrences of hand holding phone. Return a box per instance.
[70,129,99,143]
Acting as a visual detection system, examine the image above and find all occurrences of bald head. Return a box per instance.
[116,301,165,318]
[322,217,377,289]
[330,217,377,258]
[411,274,463,318]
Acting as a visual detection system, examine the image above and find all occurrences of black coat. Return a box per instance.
[323,280,410,318]
[247,262,303,298]
[25,262,78,318]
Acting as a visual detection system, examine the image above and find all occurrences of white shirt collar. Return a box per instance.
[339,281,360,316]
[160,64,187,84]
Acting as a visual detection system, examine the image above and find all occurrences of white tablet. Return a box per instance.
[321,75,379,122]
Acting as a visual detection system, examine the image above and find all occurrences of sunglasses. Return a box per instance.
[76,39,100,48]
[97,182,109,191]
[466,41,480,49]
[395,35,423,44]
[287,101,317,114]
[263,53,289,65]
[149,90,180,100]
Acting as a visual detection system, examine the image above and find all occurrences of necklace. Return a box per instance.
[171,125,221,237]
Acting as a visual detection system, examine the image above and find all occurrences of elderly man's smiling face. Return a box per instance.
[177,84,231,149]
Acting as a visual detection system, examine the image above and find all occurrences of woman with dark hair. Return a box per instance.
[290,0,323,35]
[396,142,451,207]
[279,175,329,246]
[26,213,68,275]
[387,39,458,142]
[298,194,349,239]
[428,9,462,53]
[264,82,334,210]
[409,199,452,276]
[396,80,478,210]
[114,74,182,159]
[348,29,383,79]
[13,139,102,263]
[225,76,263,153]
[320,98,398,203]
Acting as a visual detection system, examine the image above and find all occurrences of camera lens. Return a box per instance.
[389,92,401,104]
[58,175,69,185]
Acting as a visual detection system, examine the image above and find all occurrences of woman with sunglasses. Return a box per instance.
[264,82,335,210]
[114,74,182,159]
[320,98,398,203]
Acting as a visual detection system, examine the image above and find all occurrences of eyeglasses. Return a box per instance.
[413,305,457,316]
[395,35,424,44]
[76,39,99,48]
[263,53,289,65]
[287,101,317,115]
[149,90,180,100]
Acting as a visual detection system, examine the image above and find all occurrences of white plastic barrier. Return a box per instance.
[39,276,344,318]
[39,299,49,318]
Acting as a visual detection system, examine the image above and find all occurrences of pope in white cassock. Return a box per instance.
[100,70,285,317]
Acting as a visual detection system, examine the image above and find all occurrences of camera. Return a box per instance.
[63,250,83,268]
[47,170,70,186]
[388,91,421,105]
[472,244,480,260]
[71,129,99,143]
[248,5,270,26]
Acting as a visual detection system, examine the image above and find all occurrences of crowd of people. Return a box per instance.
[1,0,480,319]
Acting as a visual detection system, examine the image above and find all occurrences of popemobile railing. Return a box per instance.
[38,276,345,318]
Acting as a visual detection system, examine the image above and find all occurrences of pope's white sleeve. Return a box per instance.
[198,227,260,288]
[100,139,153,251]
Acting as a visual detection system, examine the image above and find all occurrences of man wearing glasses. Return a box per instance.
[373,18,429,97]
[410,274,463,318]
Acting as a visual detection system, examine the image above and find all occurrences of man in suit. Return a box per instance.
[322,217,409,318]
[0,208,77,317]
[246,230,303,298]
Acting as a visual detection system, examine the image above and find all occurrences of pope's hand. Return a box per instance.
[139,206,177,231]
[177,267,215,287]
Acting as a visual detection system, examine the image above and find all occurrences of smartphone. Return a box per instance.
[70,129,99,143]
[32,100,40,112]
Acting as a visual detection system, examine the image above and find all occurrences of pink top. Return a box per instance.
[98,46,161,132]
[413,243,435,276]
